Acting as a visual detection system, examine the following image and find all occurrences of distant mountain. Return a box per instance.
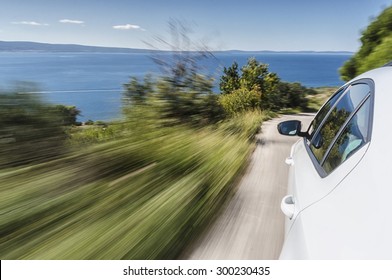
[0,41,155,53]
[0,41,354,54]
[218,50,353,55]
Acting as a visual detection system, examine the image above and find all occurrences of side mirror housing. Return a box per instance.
[277,120,302,136]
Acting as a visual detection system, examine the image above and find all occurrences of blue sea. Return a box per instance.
[0,51,351,121]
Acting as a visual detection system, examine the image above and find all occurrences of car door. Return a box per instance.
[280,79,374,258]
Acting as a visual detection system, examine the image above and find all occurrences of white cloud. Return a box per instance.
[59,19,84,24]
[112,24,145,31]
[11,21,49,26]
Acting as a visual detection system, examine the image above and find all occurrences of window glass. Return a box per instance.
[310,83,370,163]
[307,86,347,138]
[347,83,371,108]
[322,98,371,173]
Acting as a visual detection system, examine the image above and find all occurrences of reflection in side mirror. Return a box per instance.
[277,120,302,136]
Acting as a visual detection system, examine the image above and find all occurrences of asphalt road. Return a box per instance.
[183,114,313,260]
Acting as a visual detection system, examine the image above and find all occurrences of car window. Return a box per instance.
[322,98,371,173]
[307,86,347,138]
[309,83,370,164]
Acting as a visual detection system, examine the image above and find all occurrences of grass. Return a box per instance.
[0,110,269,259]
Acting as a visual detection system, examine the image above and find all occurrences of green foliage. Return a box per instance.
[219,86,261,116]
[261,81,311,112]
[240,58,280,94]
[357,34,392,73]
[218,110,272,139]
[0,91,69,167]
[276,84,311,112]
[340,6,392,80]
[340,57,358,82]
[124,72,224,126]
[53,105,81,126]
[123,74,154,105]
[0,108,264,259]
[219,58,309,113]
[156,73,215,123]
[220,61,241,94]
[221,58,280,95]
[68,125,118,145]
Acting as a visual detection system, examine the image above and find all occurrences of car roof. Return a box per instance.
[350,62,392,82]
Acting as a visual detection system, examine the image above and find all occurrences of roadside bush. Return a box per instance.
[218,87,261,116]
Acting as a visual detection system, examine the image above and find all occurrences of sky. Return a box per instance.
[0,0,391,52]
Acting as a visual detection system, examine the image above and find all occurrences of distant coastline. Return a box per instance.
[0,41,153,53]
[0,40,354,55]
[214,50,353,55]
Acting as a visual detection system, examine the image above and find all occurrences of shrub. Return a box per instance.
[218,87,261,116]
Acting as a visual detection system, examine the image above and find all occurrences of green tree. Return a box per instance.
[219,58,280,96]
[219,58,282,112]
[240,57,279,94]
[219,62,240,94]
[53,105,81,126]
[219,58,310,113]
[340,6,392,80]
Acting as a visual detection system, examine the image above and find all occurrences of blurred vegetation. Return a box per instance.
[340,5,392,80]
[0,90,81,167]
[0,101,268,259]
[53,104,81,126]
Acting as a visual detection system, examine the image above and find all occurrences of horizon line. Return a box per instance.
[0,40,355,53]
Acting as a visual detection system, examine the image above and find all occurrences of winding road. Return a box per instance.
[183,114,313,260]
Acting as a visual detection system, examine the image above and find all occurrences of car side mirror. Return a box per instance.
[277,120,302,136]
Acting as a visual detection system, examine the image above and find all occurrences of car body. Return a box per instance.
[277,63,392,259]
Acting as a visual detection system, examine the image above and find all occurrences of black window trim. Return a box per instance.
[304,78,375,178]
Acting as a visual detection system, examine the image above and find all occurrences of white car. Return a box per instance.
[277,62,392,259]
